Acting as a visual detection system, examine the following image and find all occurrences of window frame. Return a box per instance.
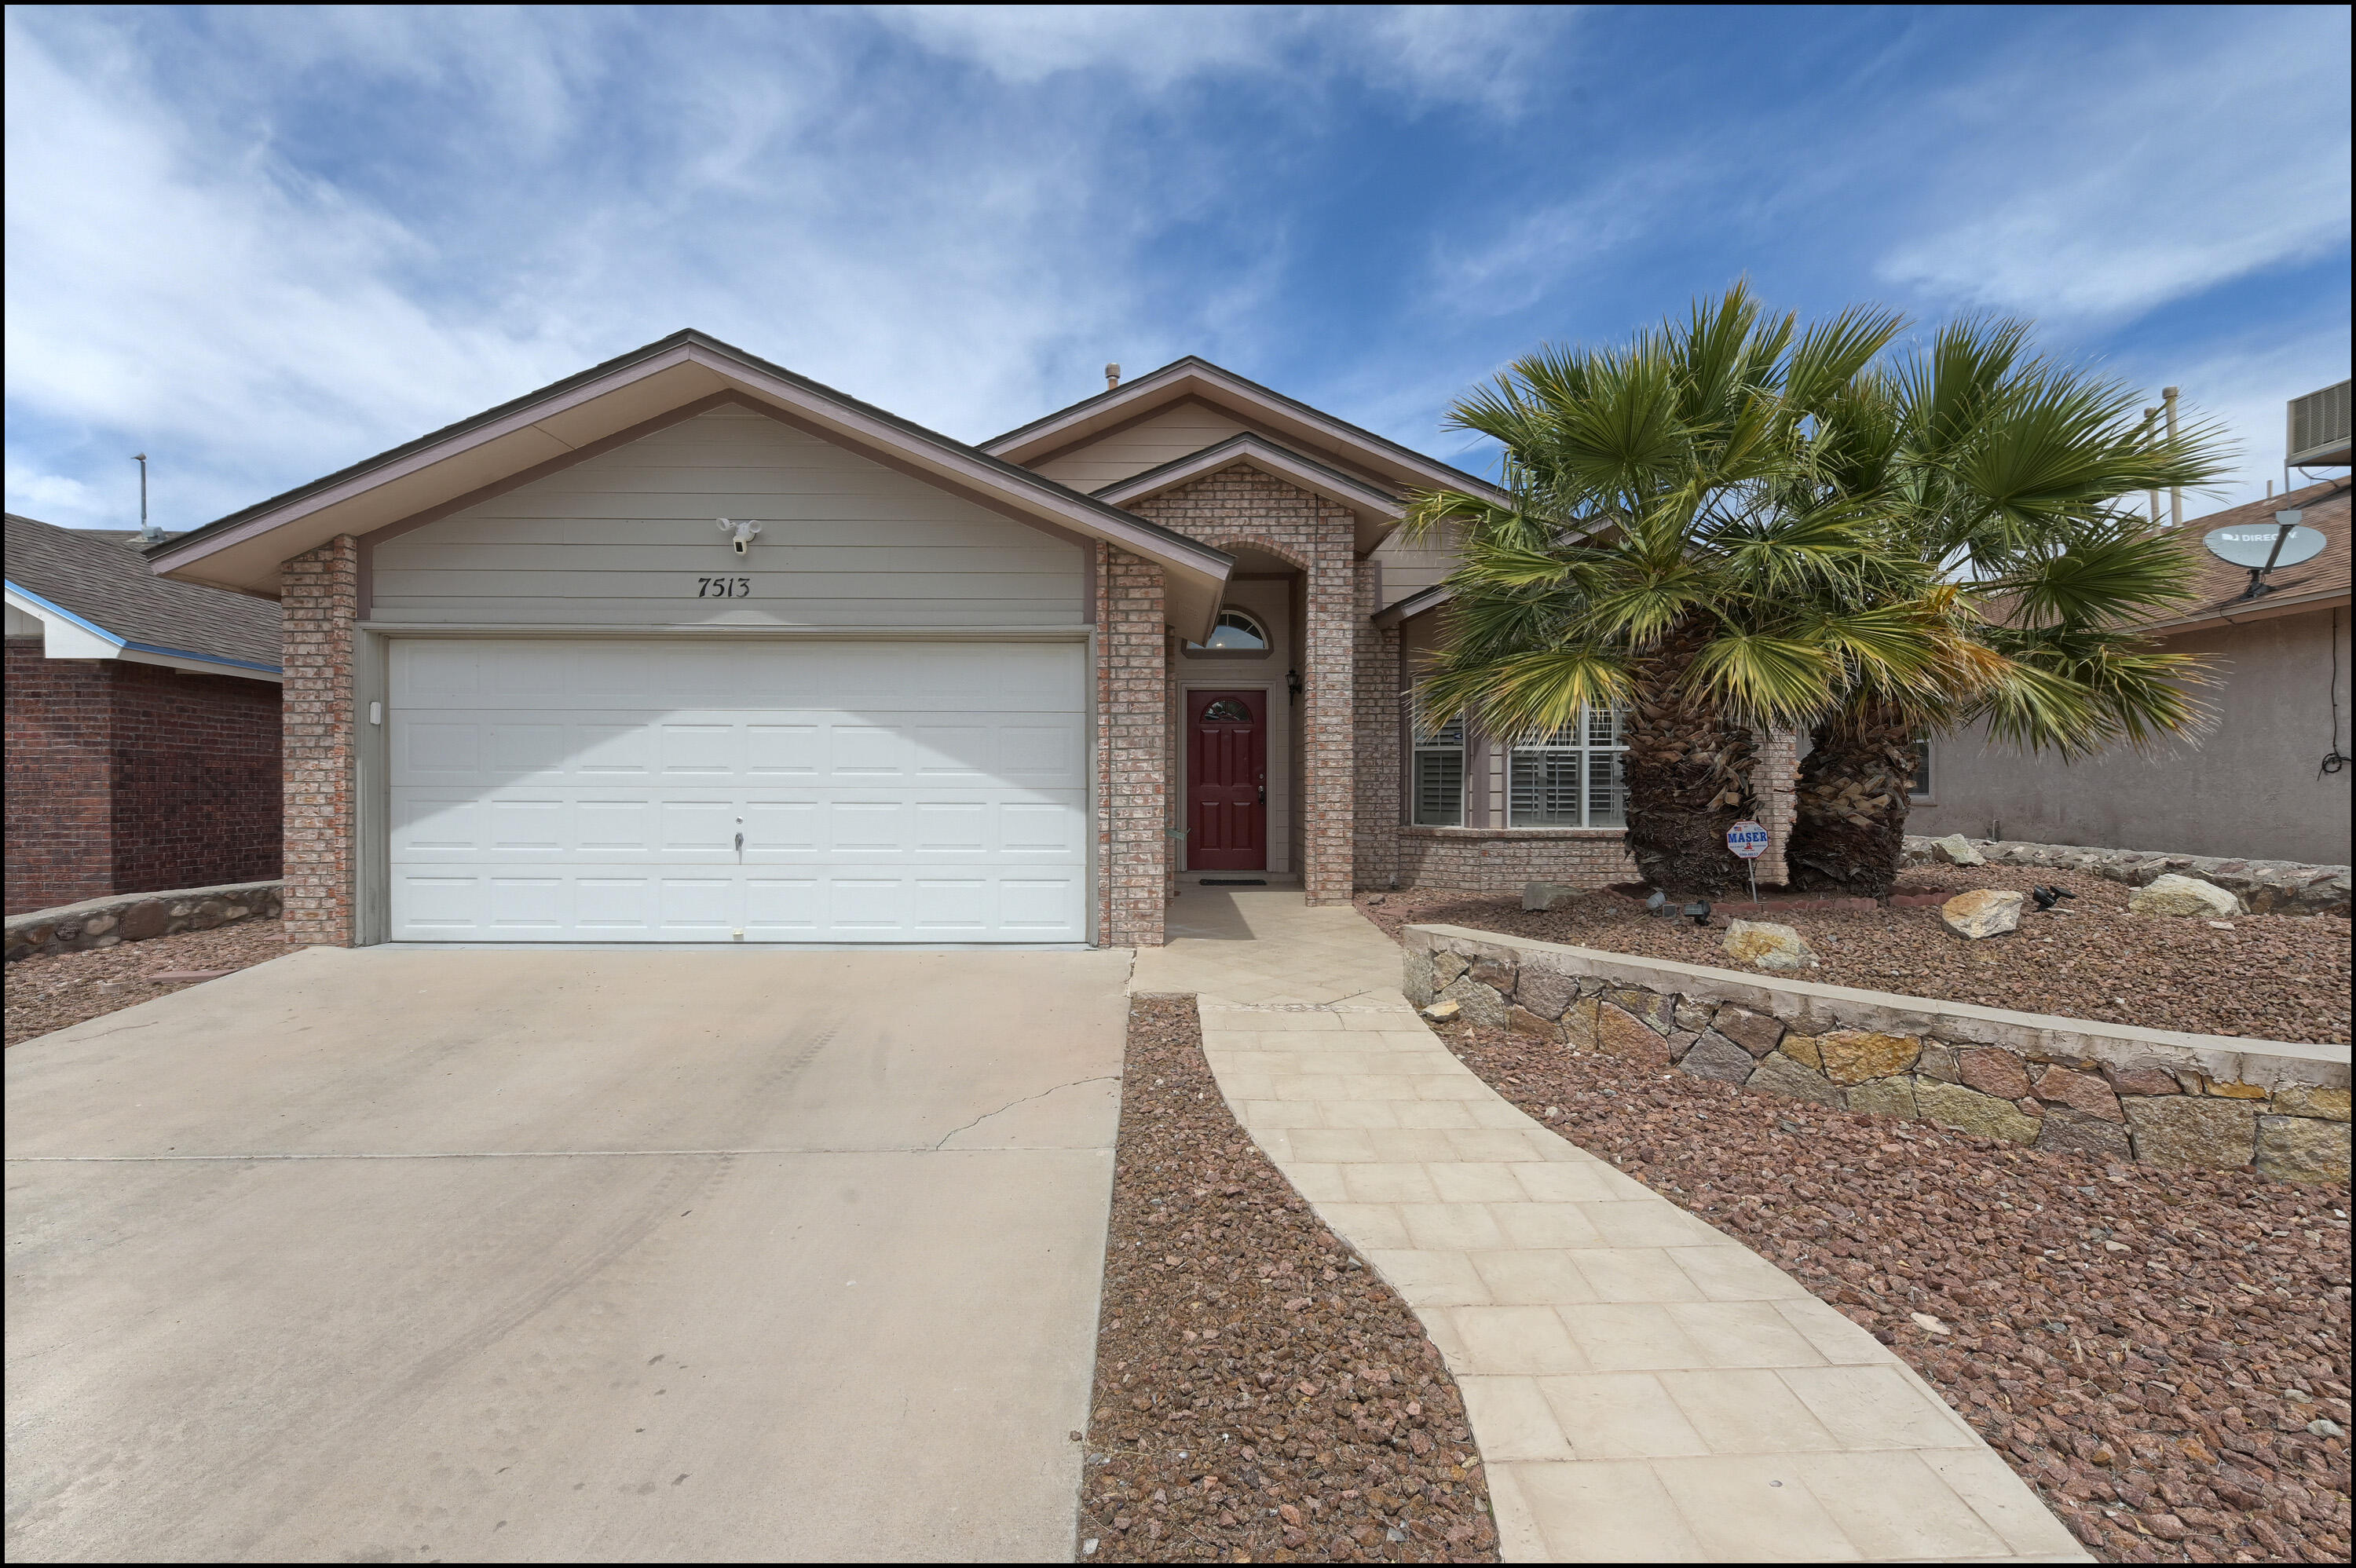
[1907,733,1934,802]
[1506,705,1629,830]
[1184,609,1271,653]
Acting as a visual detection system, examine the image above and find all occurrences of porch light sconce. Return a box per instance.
[1286,668,1303,704]
[717,517,763,555]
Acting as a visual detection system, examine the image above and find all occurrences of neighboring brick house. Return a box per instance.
[140,331,1780,951]
[5,512,284,914]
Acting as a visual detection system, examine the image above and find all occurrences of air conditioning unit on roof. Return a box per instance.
[2287,379,2351,467]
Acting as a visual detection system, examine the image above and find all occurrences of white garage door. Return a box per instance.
[387,638,1088,942]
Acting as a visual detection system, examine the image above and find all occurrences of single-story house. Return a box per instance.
[5,512,284,914]
[140,331,1756,948]
[1911,477,2352,867]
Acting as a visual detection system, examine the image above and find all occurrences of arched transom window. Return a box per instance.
[1186,609,1269,651]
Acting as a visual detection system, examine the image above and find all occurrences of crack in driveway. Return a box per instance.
[934,1076,1119,1149]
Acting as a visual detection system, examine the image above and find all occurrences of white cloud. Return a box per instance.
[1877,11,2350,321]
[869,4,1571,111]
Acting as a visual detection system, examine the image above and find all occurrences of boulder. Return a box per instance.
[1723,919,1815,973]
[2102,1063,2182,1098]
[1673,997,1717,1033]
[1603,989,1677,1035]
[1678,1033,1758,1087]
[2032,1065,2123,1121]
[1595,1003,1673,1067]
[2124,1096,2257,1170]
[1710,1005,1785,1057]
[1436,976,1507,1029]
[1817,1030,1922,1085]
[1846,1077,1919,1118]
[1558,996,1602,1050]
[1469,956,1518,993]
[1432,951,1469,988]
[1522,881,1578,912]
[1779,1033,1824,1069]
[2129,874,2241,919]
[1403,947,1436,1007]
[1940,889,2023,940]
[1931,834,1986,867]
[1420,998,1461,1023]
[1916,1044,1960,1084]
[1516,964,1579,1022]
[1746,1051,1846,1107]
[1915,1080,2040,1144]
[2036,1111,2132,1160]
[1505,1005,1565,1042]
[1955,1047,2032,1102]
[2274,1084,2352,1122]
[2256,1116,2351,1185]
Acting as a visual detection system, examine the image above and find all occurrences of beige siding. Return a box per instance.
[371,406,1085,627]
[1371,521,1462,610]
[1031,404,1257,491]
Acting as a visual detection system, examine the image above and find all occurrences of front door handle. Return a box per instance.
[1257,784,1266,804]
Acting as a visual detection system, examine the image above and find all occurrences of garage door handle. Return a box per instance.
[734,832,744,855]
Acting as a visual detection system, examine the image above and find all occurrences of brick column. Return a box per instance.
[1096,543,1167,947]
[1353,560,1401,892]
[1299,499,1356,905]
[281,535,359,945]
[1752,727,1800,889]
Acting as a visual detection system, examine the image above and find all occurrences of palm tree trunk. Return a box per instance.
[1784,701,1915,897]
[1621,620,1758,897]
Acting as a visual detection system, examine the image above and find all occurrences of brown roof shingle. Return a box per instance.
[2149,478,2351,630]
[5,513,281,671]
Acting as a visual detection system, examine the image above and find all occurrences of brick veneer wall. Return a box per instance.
[1128,463,1355,904]
[5,638,282,915]
[280,535,360,946]
[5,639,114,912]
[1354,561,1402,890]
[108,660,281,895]
[1097,543,1168,947]
[1398,826,1641,892]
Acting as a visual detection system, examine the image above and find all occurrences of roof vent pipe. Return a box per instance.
[2162,386,2182,528]
[1105,363,1121,390]
[132,452,162,543]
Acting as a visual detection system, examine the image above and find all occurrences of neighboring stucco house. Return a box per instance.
[137,331,1721,949]
[5,512,284,914]
[1911,478,2352,867]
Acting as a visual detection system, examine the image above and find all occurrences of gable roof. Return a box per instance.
[2144,478,2351,634]
[1089,432,1407,553]
[981,356,1510,508]
[145,329,1235,638]
[5,513,282,677]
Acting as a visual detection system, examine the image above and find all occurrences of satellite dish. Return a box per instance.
[2204,519,2326,570]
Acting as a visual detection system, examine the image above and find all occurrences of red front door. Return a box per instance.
[1187,689,1267,871]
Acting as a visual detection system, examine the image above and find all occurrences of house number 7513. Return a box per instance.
[696,576,752,598]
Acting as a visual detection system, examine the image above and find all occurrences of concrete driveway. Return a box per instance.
[5,945,1128,1563]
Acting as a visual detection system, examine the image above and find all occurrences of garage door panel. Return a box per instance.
[389,639,1086,942]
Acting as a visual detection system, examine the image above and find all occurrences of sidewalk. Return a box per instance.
[1132,887,2087,1564]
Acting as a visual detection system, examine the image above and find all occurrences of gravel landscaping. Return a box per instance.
[1359,862,2352,1044]
[4,919,291,1047]
[1080,995,1498,1563]
[1435,1014,2353,1564]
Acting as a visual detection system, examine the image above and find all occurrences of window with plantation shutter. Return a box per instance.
[1508,705,1628,828]
[1411,716,1465,826]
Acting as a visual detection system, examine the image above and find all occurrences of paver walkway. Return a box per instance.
[1133,883,2087,1563]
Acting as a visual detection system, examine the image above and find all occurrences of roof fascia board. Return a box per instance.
[984,356,1508,501]
[4,581,280,676]
[2139,588,2352,638]
[1092,434,1406,555]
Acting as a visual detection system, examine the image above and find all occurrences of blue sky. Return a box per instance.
[5,4,2349,533]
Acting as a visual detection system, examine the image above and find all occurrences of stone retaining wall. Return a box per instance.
[1402,923,2352,1185]
[5,880,283,961]
[1904,835,2351,917]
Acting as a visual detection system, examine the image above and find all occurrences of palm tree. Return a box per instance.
[1781,324,2233,894]
[1405,286,1963,896]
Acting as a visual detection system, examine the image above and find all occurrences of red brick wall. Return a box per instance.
[5,639,115,912]
[5,638,281,916]
[108,660,282,894]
